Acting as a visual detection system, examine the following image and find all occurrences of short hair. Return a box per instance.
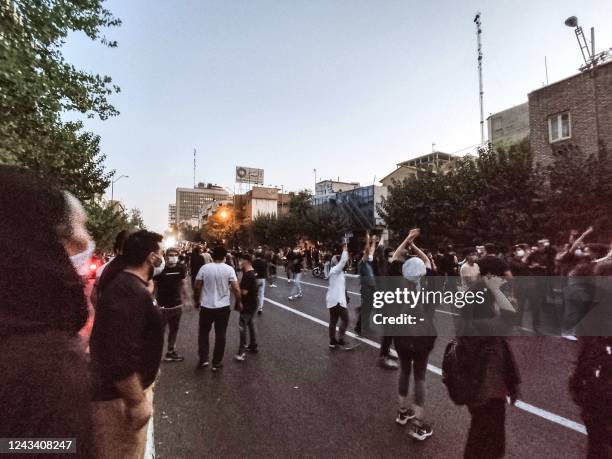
[122,230,163,267]
[212,245,227,261]
[239,253,253,263]
[464,248,477,257]
[484,243,497,254]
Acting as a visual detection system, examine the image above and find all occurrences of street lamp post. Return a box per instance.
[111,174,129,202]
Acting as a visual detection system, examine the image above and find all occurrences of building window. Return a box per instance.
[548,112,571,143]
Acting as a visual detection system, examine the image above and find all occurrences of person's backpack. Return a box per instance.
[441,339,484,406]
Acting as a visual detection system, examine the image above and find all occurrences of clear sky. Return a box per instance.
[63,0,612,232]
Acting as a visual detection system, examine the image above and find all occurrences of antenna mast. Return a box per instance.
[474,12,485,146]
[193,148,196,188]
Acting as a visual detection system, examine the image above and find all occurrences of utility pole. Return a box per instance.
[474,12,485,146]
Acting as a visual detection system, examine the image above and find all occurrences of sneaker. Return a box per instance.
[379,357,399,370]
[197,361,209,369]
[211,363,223,372]
[409,419,433,441]
[296,293,303,298]
[164,351,185,362]
[396,408,416,425]
[288,296,295,301]
[337,338,348,347]
[562,333,578,342]
[387,354,399,361]
[234,353,247,362]
[269,284,278,288]
[329,339,339,349]
[257,308,263,315]
[246,345,259,353]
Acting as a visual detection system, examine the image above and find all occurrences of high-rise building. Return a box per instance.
[175,183,230,227]
[168,204,176,227]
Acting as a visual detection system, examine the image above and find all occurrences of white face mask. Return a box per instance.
[367,255,374,262]
[152,254,165,277]
[387,257,393,263]
[574,249,584,257]
[70,240,95,276]
[167,256,179,265]
[516,250,525,258]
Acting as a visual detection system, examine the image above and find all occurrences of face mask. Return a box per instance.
[516,250,525,258]
[367,255,374,262]
[387,257,393,263]
[574,249,584,257]
[70,240,95,276]
[168,256,179,265]
[152,254,165,277]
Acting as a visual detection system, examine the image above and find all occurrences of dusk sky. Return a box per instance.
[63,0,612,232]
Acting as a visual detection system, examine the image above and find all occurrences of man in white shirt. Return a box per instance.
[326,244,349,348]
[459,249,480,289]
[193,246,241,371]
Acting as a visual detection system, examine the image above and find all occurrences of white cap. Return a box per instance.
[402,257,426,282]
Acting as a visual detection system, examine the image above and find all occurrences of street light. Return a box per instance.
[111,174,129,201]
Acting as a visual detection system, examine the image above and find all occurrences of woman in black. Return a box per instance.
[0,166,94,458]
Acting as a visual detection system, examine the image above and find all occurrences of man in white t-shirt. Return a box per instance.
[459,248,480,289]
[193,246,241,371]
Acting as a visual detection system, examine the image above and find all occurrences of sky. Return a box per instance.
[63,0,612,232]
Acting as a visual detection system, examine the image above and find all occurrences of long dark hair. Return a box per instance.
[0,166,88,335]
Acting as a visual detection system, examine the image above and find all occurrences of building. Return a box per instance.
[233,186,291,224]
[528,60,612,165]
[313,184,387,231]
[198,199,232,227]
[487,102,530,148]
[168,204,176,227]
[175,183,230,227]
[380,151,457,187]
[315,180,360,196]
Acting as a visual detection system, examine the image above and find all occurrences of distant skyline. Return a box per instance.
[63,0,612,232]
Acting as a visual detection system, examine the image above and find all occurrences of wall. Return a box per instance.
[528,61,612,165]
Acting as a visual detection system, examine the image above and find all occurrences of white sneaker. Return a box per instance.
[234,353,247,362]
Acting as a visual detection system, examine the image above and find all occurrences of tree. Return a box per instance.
[84,200,141,253]
[288,190,313,218]
[0,0,121,201]
[128,208,146,229]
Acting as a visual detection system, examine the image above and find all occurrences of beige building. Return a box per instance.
[315,180,360,196]
[487,102,530,149]
[234,186,291,224]
[380,152,457,187]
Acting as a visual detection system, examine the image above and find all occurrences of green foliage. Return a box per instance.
[0,0,121,201]
[380,140,612,247]
[84,201,128,253]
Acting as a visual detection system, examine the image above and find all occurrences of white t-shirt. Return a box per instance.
[196,262,237,308]
[460,262,480,281]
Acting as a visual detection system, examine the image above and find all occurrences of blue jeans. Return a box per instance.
[256,278,265,310]
[290,272,303,296]
[238,312,257,352]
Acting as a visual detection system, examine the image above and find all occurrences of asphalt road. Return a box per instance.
[153,272,587,458]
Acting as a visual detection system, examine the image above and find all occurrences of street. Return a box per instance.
[153,273,587,458]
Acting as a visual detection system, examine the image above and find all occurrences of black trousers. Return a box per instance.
[328,304,349,342]
[198,306,231,365]
[465,398,506,459]
[161,306,182,352]
[380,336,393,357]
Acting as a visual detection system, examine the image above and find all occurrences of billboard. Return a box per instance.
[235,166,264,185]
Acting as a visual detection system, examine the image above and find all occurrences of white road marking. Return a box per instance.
[264,296,587,436]
[145,417,155,458]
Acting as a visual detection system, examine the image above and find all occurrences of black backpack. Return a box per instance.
[441,339,485,406]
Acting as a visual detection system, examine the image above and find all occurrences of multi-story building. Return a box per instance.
[528,60,612,165]
[199,199,233,227]
[175,183,230,227]
[312,184,387,231]
[487,102,530,149]
[233,186,291,224]
[380,151,457,187]
[168,204,176,227]
[315,180,360,196]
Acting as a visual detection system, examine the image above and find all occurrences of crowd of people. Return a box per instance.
[1,164,611,458]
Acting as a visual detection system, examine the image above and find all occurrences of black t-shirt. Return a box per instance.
[292,254,304,273]
[240,269,259,314]
[154,263,186,307]
[252,258,268,279]
[478,255,509,277]
[90,271,164,401]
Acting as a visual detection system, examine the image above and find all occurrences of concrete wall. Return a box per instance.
[487,102,530,148]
